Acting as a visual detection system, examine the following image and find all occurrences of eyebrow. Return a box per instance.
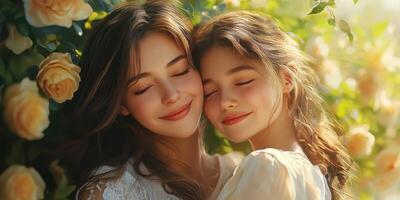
[202,65,256,85]
[127,55,187,86]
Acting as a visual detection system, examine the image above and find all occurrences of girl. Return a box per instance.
[64,1,238,199]
[193,11,354,200]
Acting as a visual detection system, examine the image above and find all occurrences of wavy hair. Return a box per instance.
[193,11,354,199]
[63,1,205,199]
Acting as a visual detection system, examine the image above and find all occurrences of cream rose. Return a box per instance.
[305,36,330,60]
[4,24,33,55]
[0,165,46,200]
[37,52,81,103]
[356,69,380,102]
[23,0,93,28]
[371,145,400,191]
[344,125,375,158]
[3,78,49,140]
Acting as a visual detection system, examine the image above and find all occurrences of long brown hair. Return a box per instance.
[63,1,204,199]
[193,11,354,199]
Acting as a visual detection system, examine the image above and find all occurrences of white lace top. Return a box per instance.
[217,146,332,200]
[76,153,240,200]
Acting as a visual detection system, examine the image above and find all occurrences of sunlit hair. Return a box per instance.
[193,11,354,199]
[63,1,205,199]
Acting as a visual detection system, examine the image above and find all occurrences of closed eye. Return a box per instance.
[134,85,153,95]
[172,67,190,77]
[236,79,254,85]
[204,90,217,98]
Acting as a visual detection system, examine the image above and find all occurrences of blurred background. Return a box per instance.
[0,0,399,199]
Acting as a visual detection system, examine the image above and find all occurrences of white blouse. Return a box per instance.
[217,146,331,200]
[76,153,240,200]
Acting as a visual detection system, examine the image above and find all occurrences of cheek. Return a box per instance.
[240,82,277,112]
[178,71,203,97]
[204,97,220,124]
[204,99,214,116]
[127,96,158,124]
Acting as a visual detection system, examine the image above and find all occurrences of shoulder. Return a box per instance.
[217,151,243,170]
[235,148,319,179]
[244,148,310,167]
[76,163,139,200]
[242,148,331,196]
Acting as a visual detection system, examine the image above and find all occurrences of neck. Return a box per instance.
[249,101,298,151]
[154,131,219,196]
[155,131,203,174]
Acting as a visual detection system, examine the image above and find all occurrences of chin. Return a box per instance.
[170,126,198,138]
[225,133,248,143]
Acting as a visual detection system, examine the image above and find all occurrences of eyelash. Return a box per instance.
[204,79,254,98]
[172,67,190,77]
[204,91,216,98]
[236,79,254,85]
[134,86,152,95]
[133,68,190,95]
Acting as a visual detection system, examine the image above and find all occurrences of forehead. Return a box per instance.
[133,31,186,73]
[199,45,261,76]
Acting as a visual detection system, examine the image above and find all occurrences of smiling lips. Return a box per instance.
[222,112,252,125]
[159,101,192,121]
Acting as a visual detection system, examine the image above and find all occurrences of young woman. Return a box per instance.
[64,1,238,200]
[193,11,354,200]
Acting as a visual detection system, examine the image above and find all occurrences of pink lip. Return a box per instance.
[159,101,192,121]
[222,112,252,125]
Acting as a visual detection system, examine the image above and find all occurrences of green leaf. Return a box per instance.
[16,19,30,37]
[72,22,83,36]
[0,17,7,43]
[5,140,25,165]
[13,10,25,21]
[353,0,359,4]
[8,48,44,80]
[0,60,13,85]
[308,2,328,15]
[339,19,353,42]
[53,184,76,199]
[347,32,354,42]
[339,19,351,33]
[328,18,336,26]
[36,34,60,52]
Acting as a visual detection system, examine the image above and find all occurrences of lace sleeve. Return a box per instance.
[76,181,107,200]
[76,167,148,200]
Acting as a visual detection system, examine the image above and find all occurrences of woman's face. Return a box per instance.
[121,32,203,138]
[200,45,287,143]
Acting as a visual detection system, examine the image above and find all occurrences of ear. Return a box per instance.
[280,70,293,94]
[120,105,130,116]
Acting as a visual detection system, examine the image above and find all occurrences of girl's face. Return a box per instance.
[121,32,203,138]
[200,45,288,143]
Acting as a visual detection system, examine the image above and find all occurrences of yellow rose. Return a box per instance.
[356,69,380,103]
[4,24,33,55]
[37,53,81,103]
[0,165,46,200]
[23,0,93,28]
[344,125,375,158]
[371,145,400,191]
[3,78,49,140]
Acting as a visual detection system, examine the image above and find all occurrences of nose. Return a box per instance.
[161,81,181,105]
[220,90,238,111]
